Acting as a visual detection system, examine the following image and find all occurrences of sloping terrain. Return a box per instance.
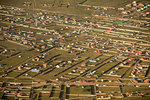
[0,0,91,16]
[82,0,150,7]
[83,0,134,7]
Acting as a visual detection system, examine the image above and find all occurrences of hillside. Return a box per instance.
[0,0,91,16]
[0,0,149,16]
[81,0,150,7]
[83,0,134,7]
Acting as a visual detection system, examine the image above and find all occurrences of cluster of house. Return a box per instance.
[1,5,149,57]
[117,42,150,56]
[85,1,150,19]
[0,7,94,52]
[66,34,150,57]
[0,49,9,55]
[55,61,70,68]
[23,1,32,7]
[131,78,149,83]
[1,25,60,52]
[124,91,145,97]
[69,67,87,75]
[3,82,29,98]
[17,63,37,71]
[1,81,150,100]
[32,54,47,61]
[120,1,150,17]
[0,47,19,59]
[131,64,149,78]
[0,6,26,16]
[42,1,70,8]
[96,92,122,99]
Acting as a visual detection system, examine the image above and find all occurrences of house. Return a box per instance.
[33,57,40,61]
[31,69,40,73]
[18,65,22,70]
[43,63,47,68]
[89,60,97,62]
[17,93,22,96]
[118,8,125,11]
[136,51,144,55]
[41,45,46,49]
[144,79,149,83]
[11,91,17,94]
[0,5,2,9]
[138,3,144,7]
[23,40,28,44]
[68,60,74,63]
[0,64,4,67]
[126,4,132,8]
[87,7,91,10]
[132,1,137,7]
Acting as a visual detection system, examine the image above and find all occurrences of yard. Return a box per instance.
[0,51,38,67]
[96,86,120,92]
[70,85,91,94]
[122,85,150,93]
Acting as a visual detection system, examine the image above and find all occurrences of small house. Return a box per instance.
[31,69,40,73]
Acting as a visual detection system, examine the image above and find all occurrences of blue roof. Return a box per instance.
[89,60,97,62]
[31,69,40,73]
